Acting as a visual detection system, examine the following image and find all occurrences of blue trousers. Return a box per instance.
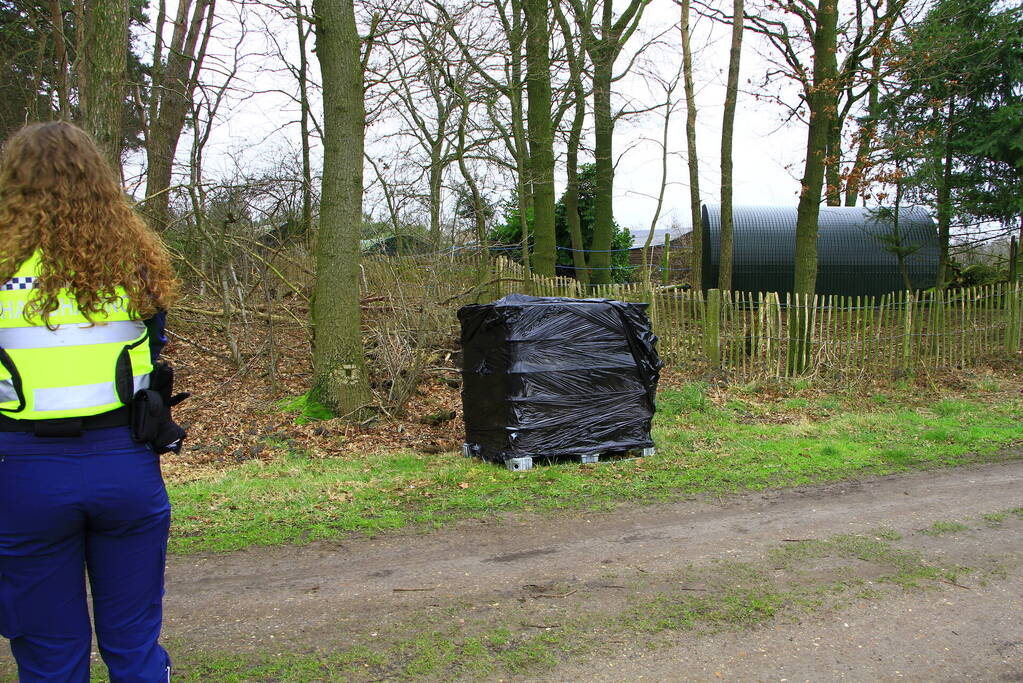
[0,427,171,682]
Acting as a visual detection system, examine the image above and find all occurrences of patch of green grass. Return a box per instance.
[932,398,976,417]
[791,378,813,392]
[922,428,951,443]
[499,632,562,672]
[983,512,1007,527]
[920,521,970,536]
[399,631,458,677]
[657,383,710,415]
[871,527,902,542]
[818,398,842,413]
[167,389,1023,554]
[768,533,954,588]
[628,588,788,633]
[819,445,840,459]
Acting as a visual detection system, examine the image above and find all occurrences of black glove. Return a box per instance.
[150,361,190,408]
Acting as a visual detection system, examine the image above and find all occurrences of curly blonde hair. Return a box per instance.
[0,121,178,324]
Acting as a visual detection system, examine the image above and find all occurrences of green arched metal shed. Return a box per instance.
[701,205,940,296]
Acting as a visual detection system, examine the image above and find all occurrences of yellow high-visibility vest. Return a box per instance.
[0,251,153,420]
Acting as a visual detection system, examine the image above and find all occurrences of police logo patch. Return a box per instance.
[1,277,36,291]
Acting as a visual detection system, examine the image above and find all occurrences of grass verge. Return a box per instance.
[167,382,1023,554]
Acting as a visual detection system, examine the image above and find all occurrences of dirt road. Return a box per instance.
[158,459,1023,681]
[2,460,1022,681]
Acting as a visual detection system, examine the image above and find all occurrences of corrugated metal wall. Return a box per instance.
[701,205,940,296]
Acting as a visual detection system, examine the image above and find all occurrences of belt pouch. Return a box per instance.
[130,389,164,444]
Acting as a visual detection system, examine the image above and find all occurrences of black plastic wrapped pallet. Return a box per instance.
[458,294,662,462]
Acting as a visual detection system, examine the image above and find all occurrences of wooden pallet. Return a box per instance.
[463,444,656,471]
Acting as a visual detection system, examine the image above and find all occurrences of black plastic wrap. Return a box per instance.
[459,294,662,461]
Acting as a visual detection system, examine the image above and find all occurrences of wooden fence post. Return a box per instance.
[901,292,914,374]
[1010,237,1019,287]
[662,233,671,286]
[764,292,780,375]
[1007,282,1021,354]
[646,281,657,328]
[786,291,814,376]
[704,288,721,367]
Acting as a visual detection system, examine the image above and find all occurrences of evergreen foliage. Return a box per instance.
[490,164,635,282]
[876,0,1023,231]
[0,0,149,144]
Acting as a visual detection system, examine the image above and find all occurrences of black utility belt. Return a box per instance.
[0,362,189,453]
[0,406,131,437]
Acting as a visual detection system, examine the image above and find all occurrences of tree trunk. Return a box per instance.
[792,0,838,296]
[79,0,130,175]
[844,54,880,206]
[296,0,314,243]
[311,0,372,417]
[570,0,649,285]
[507,0,532,274]
[142,0,215,231]
[718,0,743,291]
[681,0,702,291]
[589,53,615,284]
[789,0,838,374]
[454,88,487,244]
[824,115,842,206]
[935,97,955,290]
[643,78,674,284]
[564,34,589,285]
[564,155,589,284]
[49,0,71,118]
[428,148,443,249]
[524,0,556,276]
[893,177,912,291]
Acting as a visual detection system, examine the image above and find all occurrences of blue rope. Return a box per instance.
[556,245,638,253]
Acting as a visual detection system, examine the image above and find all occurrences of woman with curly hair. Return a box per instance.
[0,121,179,682]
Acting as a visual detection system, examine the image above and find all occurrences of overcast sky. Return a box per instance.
[135,0,816,239]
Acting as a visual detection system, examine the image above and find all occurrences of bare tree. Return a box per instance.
[310,0,372,416]
[569,0,651,284]
[679,0,702,291]
[745,0,839,372]
[294,0,315,240]
[718,0,743,291]
[554,0,590,284]
[140,0,217,231]
[524,0,556,275]
[426,0,534,270]
[78,0,130,171]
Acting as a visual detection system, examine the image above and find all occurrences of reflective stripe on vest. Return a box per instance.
[33,372,150,413]
[0,251,154,420]
[0,320,145,349]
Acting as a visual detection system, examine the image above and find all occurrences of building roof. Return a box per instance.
[626,226,690,249]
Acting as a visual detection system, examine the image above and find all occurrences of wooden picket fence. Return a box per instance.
[642,286,1022,376]
[363,254,1023,377]
[510,268,1023,377]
